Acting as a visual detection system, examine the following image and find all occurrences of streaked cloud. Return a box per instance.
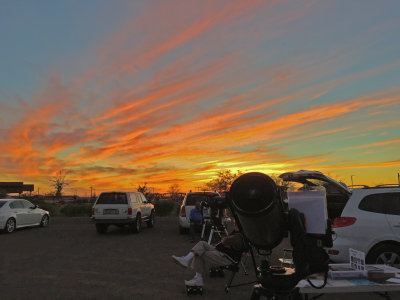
[0,1,399,194]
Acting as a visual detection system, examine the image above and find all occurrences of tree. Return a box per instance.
[168,183,181,201]
[50,170,68,201]
[137,183,150,195]
[269,174,295,191]
[206,170,243,192]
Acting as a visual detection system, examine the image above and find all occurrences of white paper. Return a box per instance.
[386,278,400,284]
[349,248,366,271]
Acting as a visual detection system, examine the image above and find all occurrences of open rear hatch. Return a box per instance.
[279,170,352,220]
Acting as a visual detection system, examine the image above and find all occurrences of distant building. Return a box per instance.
[0,182,34,195]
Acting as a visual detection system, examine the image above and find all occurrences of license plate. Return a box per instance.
[103,209,119,215]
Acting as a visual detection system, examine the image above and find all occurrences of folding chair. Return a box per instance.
[218,240,259,293]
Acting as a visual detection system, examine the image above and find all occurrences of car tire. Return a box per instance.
[4,218,16,233]
[40,214,50,227]
[131,214,141,233]
[147,211,155,228]
[96,223,108,234]
[366,244,400,268]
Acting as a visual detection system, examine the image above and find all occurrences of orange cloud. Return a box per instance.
[349,138,400,150]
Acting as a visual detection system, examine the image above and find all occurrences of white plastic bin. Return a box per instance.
[288,186,327,234]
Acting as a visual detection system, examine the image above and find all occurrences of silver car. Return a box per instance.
[0,199,50,233]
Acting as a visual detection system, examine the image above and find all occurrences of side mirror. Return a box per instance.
[30,205,37,209]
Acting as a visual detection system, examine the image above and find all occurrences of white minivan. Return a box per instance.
[178,191,231,234]
[280,170,400,268]
[91,191,155,234]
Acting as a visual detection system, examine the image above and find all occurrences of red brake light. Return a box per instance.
[128,208,132,215]
[333,217,356,228]
[91,208,94,215]
[180,206,186,217]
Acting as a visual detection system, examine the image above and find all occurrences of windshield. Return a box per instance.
[185,193,218,205]
[96,192,128,204]
[0,201,7,208]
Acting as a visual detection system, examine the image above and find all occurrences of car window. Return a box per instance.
[131,193,139,203]
[0,201,7,208]
[358,193,400,215]
[9,201,24,209]
[129,193,136,203]
[22,200,35,208]
[185,194,218,205]
[96,192,128,204]
[140,194,147,203]
[382,193,400,215]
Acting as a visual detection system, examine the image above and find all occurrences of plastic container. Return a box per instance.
[328,264,367,279]
[288,186,327,234]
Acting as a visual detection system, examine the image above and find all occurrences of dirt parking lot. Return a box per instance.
[0,216,399,300]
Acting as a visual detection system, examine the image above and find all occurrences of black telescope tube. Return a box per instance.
[229,172,286,250]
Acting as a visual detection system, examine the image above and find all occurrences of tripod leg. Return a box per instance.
[240,260,248,275]
[208,228,214,244]
[201,223,206,239]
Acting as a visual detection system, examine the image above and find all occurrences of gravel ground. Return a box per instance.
[0,216,398,300]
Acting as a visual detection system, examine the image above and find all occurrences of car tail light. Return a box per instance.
[328,249,339,255]
[128,208,132,215]
[332,217,357,228]
[180,206,186,217]
[91,208,95,215]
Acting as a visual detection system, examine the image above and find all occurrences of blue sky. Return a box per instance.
[0,0,399,194]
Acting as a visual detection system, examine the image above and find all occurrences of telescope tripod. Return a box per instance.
[201,219,229,244]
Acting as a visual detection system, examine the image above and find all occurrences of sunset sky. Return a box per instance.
[1,1,399,195]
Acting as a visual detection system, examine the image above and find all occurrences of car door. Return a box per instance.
[141,194,152,216]
[10,200,28,225]
[137,193,148,217]
[22,200,42,224]
[383,192,400,238]
[129,193,140,216]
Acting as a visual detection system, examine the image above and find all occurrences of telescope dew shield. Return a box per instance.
[229,172,286,250]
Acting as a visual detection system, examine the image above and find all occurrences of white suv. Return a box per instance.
[91,191,155,234]
[281,170,400,268]
[178,191,220,234]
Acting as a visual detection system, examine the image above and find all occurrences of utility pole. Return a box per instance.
[350,175,355,187]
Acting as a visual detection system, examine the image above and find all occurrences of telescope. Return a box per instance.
[227,172,333,299]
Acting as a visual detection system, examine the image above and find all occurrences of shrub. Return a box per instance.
[154,200,178,216]
[36,202,59,217]
[60,203,92,217]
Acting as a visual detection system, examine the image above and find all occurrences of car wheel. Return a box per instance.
[131,214,141,233]
[96,223,108,234]
[366,244,400,268]
[40,214,50,227]
[5,218,16,233]
[147,211,155,228]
